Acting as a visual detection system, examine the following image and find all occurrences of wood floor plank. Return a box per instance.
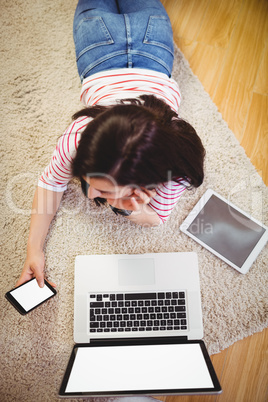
[154,397,166,401]
[161,0,210,41]
[174,38,226,95]
[165,1,243,95]
[196,0,243,48]
[216,329,268,402]
[213,0,268,140]
[254,43,268,95]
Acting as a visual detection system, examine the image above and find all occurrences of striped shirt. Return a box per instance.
[80,68,181,111]
[38,68,186,223]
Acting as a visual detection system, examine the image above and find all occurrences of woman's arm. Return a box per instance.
[16,187,64,288]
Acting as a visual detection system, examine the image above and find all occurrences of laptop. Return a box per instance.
[59,252,222,397]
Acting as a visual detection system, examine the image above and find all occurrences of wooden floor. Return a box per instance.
[162,0,268,186]
[155,1,268,401]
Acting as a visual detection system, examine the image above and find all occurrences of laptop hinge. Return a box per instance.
[90,336,188,346]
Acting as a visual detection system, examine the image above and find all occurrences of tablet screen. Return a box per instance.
[59,341,221,396]
[187,195,266,268]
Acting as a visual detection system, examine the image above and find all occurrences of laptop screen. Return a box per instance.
[59,340,222,396]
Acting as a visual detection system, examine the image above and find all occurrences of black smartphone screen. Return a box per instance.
[5,278,57,315]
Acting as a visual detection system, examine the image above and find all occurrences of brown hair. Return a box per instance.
[72,95,205,193]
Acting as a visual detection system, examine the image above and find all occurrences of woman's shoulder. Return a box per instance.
[59,115,93,153]
[64,115,93,137]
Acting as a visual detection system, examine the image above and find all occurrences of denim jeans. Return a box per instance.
[73,0,174,81]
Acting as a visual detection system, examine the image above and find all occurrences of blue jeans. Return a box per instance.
[73,0,174,81]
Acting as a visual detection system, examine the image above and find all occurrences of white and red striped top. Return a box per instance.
[38,68,186,223]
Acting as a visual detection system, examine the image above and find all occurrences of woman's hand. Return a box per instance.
[107,188,156,211]
[108,188,160,226]
[16,249,56,289]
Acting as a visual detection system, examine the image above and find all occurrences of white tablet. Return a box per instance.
[180,189,268,274]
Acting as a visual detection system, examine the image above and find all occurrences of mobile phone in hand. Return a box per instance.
[5,278,57,315]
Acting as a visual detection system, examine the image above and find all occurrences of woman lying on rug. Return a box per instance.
[16,0,205,288]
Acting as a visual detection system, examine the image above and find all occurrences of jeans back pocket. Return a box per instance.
[143,15,174,56]
[74,16,114,62]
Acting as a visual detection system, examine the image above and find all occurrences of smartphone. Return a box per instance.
[5,278,57,315]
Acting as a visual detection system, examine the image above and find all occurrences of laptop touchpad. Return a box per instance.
[118,258,155,286]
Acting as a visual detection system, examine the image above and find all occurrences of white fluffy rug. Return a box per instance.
[1,0,267,401]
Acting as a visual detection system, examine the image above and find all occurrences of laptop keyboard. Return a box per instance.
[89,291,187,333]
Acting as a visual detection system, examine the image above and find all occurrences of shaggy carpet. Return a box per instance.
[0,0,267,401]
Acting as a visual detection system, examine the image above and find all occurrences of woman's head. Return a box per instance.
[72,95,205,199]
